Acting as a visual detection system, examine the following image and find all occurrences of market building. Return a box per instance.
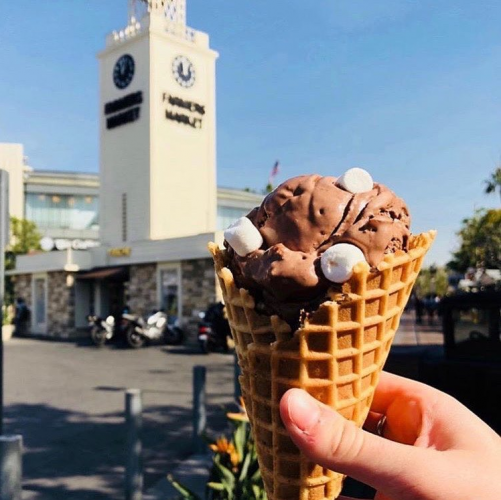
[5,0,263,338]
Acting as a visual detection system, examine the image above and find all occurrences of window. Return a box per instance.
[217,206,250,230]
[25,193,99,231]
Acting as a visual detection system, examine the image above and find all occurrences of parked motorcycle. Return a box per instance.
[198,302,231,354]
[87,315,115,347]
[122,311,184,349]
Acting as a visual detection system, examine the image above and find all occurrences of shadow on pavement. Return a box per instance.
[4,400,231,500]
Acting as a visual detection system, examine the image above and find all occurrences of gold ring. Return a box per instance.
[376,415,387,437]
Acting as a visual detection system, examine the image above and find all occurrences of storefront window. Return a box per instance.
[217,206,250,230]
[25,193,99,231]
[159,267,180,323]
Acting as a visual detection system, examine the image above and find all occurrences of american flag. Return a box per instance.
[268,160,280,185]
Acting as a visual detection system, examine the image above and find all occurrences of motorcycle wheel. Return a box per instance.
[164,327,184,346]
[126,326,145,349]
[91,327,107,347]
[199,339,209,354]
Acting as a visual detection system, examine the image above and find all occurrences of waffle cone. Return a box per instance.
[209,230,435,500]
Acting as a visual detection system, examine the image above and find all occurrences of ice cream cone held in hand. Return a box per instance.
[209,169,435,500]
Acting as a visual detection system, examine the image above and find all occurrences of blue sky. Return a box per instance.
[1,0,500,265]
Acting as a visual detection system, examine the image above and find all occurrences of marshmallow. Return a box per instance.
[337,168,373,194]
[320,243,366,283]
[224,217,263,257]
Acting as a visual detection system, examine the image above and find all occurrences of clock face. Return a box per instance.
[172,55,196,88]
[113,54,135,90]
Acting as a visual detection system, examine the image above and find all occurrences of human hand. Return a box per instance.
[280,371,501,500]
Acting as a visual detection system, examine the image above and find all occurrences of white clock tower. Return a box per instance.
[98,0,218,246]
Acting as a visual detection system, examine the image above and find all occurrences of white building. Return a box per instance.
[7,0,264,338]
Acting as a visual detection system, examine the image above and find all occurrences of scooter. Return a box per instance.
[197,303,231,354]
[122,311,184,349]
[87,315,115,347]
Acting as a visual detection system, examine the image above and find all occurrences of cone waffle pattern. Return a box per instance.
[209,231,435,500]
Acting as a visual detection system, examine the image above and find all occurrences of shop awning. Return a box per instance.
[77,267,127,280]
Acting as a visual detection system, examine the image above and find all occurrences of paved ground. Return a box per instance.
[3,312,443,500]
[4,337,236,500]
[394,310,443,346]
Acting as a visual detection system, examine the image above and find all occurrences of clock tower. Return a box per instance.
[98,0,218,246]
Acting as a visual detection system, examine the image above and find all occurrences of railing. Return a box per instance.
[106,18,197,47]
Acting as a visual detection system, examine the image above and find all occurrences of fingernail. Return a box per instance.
[287,391,321,433]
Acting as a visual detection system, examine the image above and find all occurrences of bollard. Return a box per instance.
[0,435,22,500]
[192,366,206,454]
[125,389,142,500]
[234,351,242,402]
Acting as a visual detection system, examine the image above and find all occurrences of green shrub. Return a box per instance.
[169,400,267,500]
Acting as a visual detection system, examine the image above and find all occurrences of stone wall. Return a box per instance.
[127,264,157,316]
[181,258,216,334]
[47,272,76,338]
[13,272,77,338]
[13,274,32,309]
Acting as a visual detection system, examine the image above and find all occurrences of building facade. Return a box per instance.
[6,0,264,339]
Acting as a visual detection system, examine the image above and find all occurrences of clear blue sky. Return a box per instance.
[1,0,500,265]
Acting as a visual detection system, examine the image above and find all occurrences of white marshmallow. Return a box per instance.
[320,243,366,283]
[337,167,373,194]
[224,217,263,257]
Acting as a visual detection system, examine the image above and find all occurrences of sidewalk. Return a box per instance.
[144,454,212,500]
[394,311,443,346]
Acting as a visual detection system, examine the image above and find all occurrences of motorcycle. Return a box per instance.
[122,311,184,349]
[87,315,115,347]
[198,303,231,354]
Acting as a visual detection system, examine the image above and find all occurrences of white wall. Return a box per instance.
[98,14,218,247]
[0,143,25,220]
[99,34,151,246]
[149,29,218,240]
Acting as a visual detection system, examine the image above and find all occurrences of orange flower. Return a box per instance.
[229,449,240,469]
[209,437,232,454]
[209,437,241,469]
[226,397,249,422]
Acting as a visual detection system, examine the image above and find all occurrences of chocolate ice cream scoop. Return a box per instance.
[224,171,410,324]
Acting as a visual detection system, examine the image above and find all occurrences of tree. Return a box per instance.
[447,209,501,272]
[484,167,501,201]
[8,217,42,255]
[4,217,42,305]
[415,266,450,298]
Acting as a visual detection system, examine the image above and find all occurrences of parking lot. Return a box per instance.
[4,337,235,500]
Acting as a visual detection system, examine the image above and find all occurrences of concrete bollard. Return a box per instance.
[192,366,206,454]
[125,389,142,500]
[0,435,22,500]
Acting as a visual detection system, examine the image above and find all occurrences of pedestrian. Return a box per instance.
[14,297,30,336]
[414,294,423,324]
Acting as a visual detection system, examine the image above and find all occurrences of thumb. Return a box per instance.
[280,389,431,496]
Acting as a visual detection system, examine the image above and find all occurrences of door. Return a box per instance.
[32,275,47,334]
[157,264,181,325]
